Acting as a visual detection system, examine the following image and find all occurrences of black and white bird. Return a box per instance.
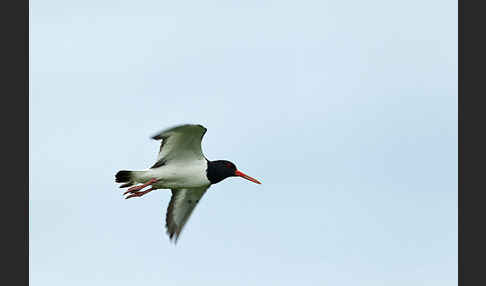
[115,124,261,242]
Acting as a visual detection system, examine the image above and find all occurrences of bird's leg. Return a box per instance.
[125,187,155,199]
[124,178,158,194]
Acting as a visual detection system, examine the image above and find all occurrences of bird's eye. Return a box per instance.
[226,163,233,168]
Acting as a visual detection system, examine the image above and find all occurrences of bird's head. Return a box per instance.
[207,160,261,185]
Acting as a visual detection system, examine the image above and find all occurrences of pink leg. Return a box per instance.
[125,187,155,199]
[124,178,158,194]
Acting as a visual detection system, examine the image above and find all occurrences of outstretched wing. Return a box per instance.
[151,124,207,168]
[165,187,208,242]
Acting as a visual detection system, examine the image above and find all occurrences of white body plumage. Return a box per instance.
[133,158,211,189]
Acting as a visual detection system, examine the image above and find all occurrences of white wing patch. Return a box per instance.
[165,187,208,242]
[151,124,207,168]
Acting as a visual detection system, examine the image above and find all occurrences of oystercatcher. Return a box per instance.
[115,124,261,242]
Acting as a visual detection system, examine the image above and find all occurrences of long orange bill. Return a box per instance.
[234,170,262,184]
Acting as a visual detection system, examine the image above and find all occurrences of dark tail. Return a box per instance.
[115,170,134,188]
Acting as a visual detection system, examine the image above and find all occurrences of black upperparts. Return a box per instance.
[206,160,237,184]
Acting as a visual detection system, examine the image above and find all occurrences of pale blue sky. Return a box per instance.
[30,1,457,285]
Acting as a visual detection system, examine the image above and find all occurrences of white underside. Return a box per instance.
[133,158,211,189]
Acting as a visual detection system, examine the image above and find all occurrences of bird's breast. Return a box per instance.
[151,159,210,189]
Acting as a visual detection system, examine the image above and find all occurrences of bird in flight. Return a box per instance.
[115,124,261,242]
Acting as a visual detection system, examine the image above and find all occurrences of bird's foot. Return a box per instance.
[123,178,158,199]
[125,187,155,199]
[124,178,158,194]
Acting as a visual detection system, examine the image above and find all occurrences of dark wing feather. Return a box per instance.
[151,124,207,168]
[165,187,208,242]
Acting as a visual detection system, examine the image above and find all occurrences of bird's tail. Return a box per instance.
[115,170,136,188]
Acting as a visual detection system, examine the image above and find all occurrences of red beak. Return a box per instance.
[234,170,262,184]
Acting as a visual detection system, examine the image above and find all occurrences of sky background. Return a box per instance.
[30,1,457,285]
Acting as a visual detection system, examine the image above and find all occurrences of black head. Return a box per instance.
[206,160,261,185]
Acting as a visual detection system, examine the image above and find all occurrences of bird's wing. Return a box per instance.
[165,187,209,242]
[150,124,207,168]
